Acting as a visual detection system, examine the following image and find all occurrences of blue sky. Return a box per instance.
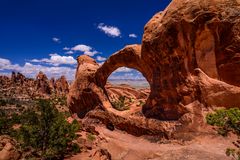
[0,0,171,80]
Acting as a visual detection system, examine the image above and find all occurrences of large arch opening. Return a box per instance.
[94,45,152,114]
[105,67,150,112]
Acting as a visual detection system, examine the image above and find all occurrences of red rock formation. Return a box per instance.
[11,72,26,84]
[49,77,55,91]
[0,71,70,100]
[68,0,240,120]
[55,76,69,95]
[142,0,240,120]
[67,55,107,118]
[35,71,52,95]
[95,45,152,87]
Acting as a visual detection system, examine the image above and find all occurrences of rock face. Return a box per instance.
[36,71,52,95]
[194,68,240,108]
[68,0,240,120]
[141,0,240,119]
[11,72,26,84]
[55,76,69,95]
[67,55,106,118]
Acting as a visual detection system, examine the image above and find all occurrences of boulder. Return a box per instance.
[0,136,21,160]
[194,68,240,108]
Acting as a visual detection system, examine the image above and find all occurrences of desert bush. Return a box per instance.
[87,133,96,141]
[0,99,7,106]
[206,108,240,136]
[206,108,240,160]
[0,112,9,134]
[137,100,145,107]
[111,96,129,111]
[0,109,14,135]
[16,99,80,159]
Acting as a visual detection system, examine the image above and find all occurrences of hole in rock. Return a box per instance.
[106,67,150,113]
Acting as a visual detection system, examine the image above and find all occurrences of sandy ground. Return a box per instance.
[67,84,236,160]
[68,125,236,160]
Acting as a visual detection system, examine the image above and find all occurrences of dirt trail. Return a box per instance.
[68,125,235,160]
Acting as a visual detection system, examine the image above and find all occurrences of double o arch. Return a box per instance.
[95,45,152,88]
[68,44,187,120]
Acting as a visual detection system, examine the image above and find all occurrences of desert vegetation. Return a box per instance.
[207,108,240,159]
[111,96,130,111]
[0,99,80,159]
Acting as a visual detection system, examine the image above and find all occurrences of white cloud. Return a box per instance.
[84,51,98,57]
[71,44,99,57]
[72,44,92,52]
[65,51,74,54]
[109,73,145,80]
[0,58,21,71]
[96,56,106,62]
[129,33,137,38]
[0,57,76,80]
[20,62,76,80]
[114,67,133,73]
[0,58,11,66]
[97,23,121,37]
[30,53,77,66]
[52,37,61,43]
[63,47,70,51]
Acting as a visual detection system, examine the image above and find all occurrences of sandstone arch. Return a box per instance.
[68,0,240,121]
[95,45,152,88]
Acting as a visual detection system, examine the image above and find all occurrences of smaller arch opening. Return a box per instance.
[106,67,150,113]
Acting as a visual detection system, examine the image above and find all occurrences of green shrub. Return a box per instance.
[0,109,14,135]
[0,115,9,134]
[111,96,129,111]
[226,148,240,160]
[206,108,240,159]
[206,108,240,136]
[87,133,96,141]
[17,99,80,159]
[0,99,80,159]
[0,99,7,106]
[138,100,145,107]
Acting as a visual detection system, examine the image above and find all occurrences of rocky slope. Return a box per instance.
[68,125,235,160]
